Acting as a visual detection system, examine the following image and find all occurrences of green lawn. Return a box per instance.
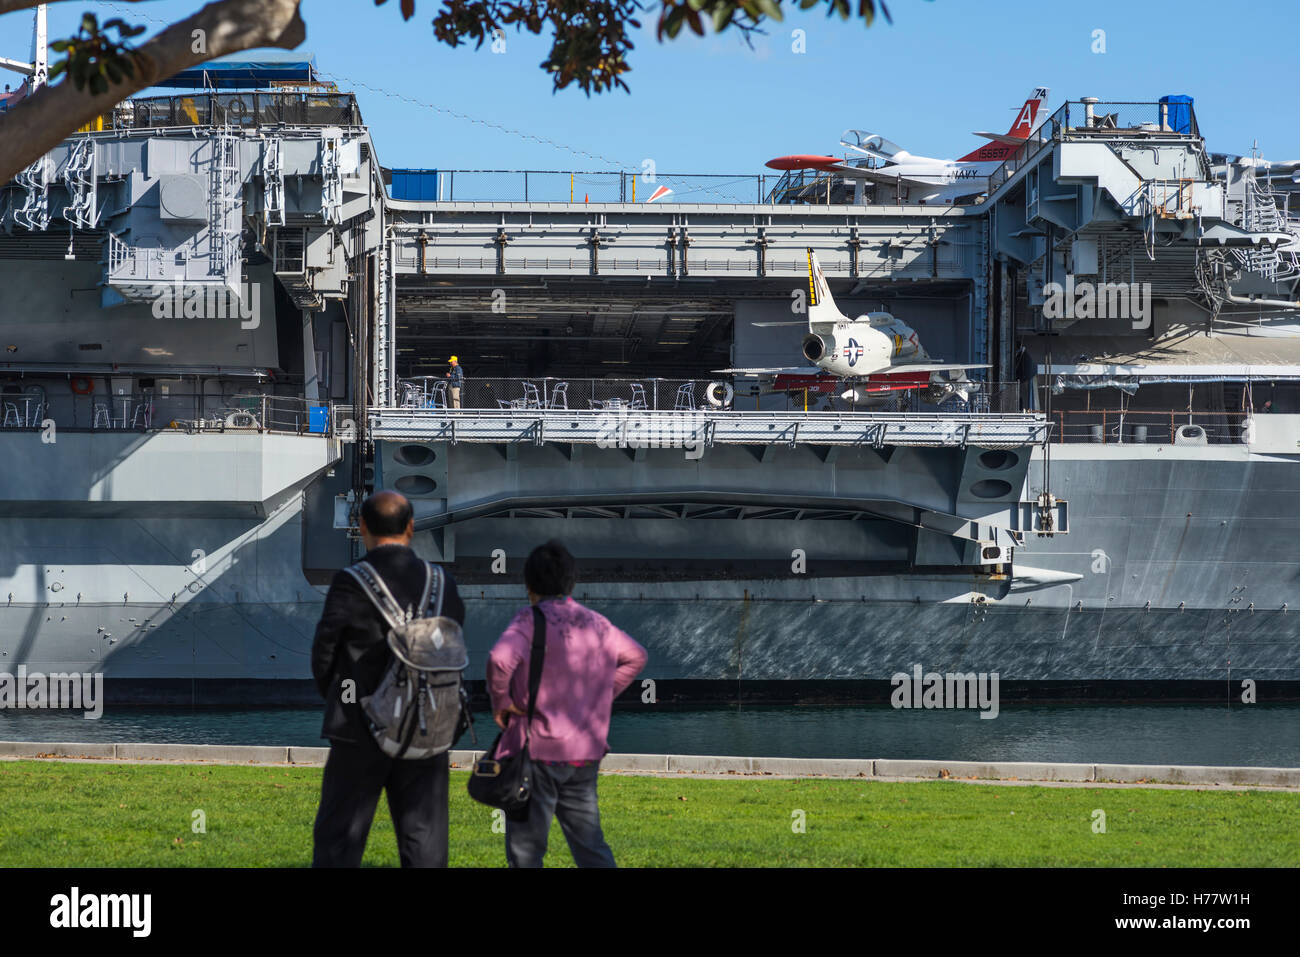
[1,760,1296,867]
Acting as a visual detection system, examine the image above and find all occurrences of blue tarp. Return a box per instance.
[1159,94,1194,134]
[159,58,317,89]
[308,406,329,434]
[390,170,440,201]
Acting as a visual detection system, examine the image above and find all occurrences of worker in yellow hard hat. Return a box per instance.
[446,355,464,409]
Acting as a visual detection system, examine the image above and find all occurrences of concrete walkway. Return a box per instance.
[2,740,1299,791]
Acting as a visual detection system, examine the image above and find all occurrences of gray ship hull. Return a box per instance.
[3,443,1297,703]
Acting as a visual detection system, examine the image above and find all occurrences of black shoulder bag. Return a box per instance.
[467,605,546,822]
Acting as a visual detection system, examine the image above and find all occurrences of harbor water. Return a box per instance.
[2,703,1298,768]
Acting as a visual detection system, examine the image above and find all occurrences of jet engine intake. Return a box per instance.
[802,333,829,363]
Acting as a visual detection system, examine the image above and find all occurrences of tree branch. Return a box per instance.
[0,0,305,185]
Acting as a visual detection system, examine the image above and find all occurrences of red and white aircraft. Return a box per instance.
[767,87,1050,205]
[717,249,988,405]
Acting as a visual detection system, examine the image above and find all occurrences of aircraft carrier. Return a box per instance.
[3,44,1300,704]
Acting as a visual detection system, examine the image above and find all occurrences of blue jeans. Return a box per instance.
[505,761,616,868]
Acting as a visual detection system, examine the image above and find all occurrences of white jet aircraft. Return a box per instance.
[717,249,988,404]
[768,87,1050,205]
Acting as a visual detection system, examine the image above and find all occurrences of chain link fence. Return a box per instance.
[0,390,332,434]
[399,377,715,412]
[397,171,781,204]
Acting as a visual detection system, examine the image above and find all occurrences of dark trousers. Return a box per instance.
[505,762,616,868]
[312,738,449,867]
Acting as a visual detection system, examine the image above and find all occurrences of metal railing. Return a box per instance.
[372,406,1051,449]
[1050,410,1247,444]
[99,92,362,132]
[764,168,859,205]
[399,376,711,412]
[986,99,1203,196]
[395,170,781,205]
[397,377,1022,414]
[0,391,333,435]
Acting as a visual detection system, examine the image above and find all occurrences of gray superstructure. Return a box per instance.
[3,74,1299,702]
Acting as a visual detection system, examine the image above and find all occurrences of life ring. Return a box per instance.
[70,376,94,395]
[706,381,733,408]
[224,411,259,430]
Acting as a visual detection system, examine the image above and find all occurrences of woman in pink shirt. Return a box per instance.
[486,540,647,868]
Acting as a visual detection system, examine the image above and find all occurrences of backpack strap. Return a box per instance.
[344,560,426,631]
[520,605,547,752]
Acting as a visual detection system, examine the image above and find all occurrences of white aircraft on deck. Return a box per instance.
[767,87,1050,205]
[717,249,988,404]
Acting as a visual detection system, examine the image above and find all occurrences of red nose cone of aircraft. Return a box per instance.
[765,155,841,171]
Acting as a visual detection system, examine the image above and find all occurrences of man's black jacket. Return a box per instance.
[311,544,466,744]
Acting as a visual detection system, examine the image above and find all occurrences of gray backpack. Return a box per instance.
[343,560,473,759]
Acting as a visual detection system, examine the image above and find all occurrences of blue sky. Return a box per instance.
[2,0,1298,172]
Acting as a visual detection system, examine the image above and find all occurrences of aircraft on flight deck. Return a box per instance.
[715,249,989,406]
[766,87,1050,205]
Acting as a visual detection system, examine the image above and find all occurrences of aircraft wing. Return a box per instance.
[750,321,808,328]
[972,131,1029,146]
[714,366,822,377]
[830,163,935,190]
[874,363,992,375]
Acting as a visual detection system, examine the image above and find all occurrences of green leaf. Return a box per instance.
[710,2,735,32]
[754,0,782,19]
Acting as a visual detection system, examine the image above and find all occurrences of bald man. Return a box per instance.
[310,490,466,867]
